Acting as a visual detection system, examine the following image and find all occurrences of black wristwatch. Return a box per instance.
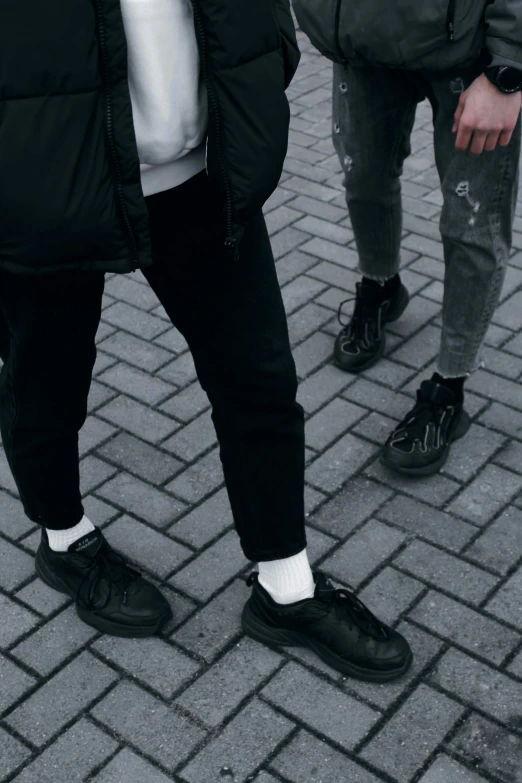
[485,66,522,94]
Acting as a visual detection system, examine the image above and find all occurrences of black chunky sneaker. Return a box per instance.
[242,572,413,682]
[35,528,172,637]
[380,379,471,477]
[334,280,410,373]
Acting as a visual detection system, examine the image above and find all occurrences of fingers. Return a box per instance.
[452,96,465,133]
[455,122,473,153]
[468,129,489,156]
[498,128,515,147]
[483,131,502,153]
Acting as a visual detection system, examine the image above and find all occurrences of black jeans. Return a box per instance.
[0,172,306,562]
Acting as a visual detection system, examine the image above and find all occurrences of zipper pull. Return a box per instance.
[225,236,239,262]
[447,21,454,41]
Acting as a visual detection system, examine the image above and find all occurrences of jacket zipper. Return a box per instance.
[446,0,456,41]
[191,1,238,261]
[95,0,139,271]
[334,0,349,66]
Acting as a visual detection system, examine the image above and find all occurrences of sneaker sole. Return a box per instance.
[334,285,410,375]
[241,603,413,683]
[35,552,173,638]
[380,409,472,477]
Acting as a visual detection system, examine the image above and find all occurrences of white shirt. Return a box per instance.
[120,0,208,196]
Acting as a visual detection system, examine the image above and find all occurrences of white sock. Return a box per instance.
[258,549,315,605]
[45,516,96,552]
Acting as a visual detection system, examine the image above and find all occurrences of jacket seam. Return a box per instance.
[0,87,100,103]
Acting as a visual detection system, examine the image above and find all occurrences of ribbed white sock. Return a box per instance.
[258,549,315,605]
[45,516,96,552]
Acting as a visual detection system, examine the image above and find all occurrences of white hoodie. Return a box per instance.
[120,0,208,196]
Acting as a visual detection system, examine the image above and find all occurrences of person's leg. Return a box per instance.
[381,66,521,477]
[142,173,413,680]
[332,64,420,372]
[0,269,171,635]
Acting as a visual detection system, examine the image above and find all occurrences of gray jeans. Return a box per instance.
[333,62,521,377]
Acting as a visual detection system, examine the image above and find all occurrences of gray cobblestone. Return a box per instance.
[378,495,476,551]
[306,433,375,493]
[15,578,69,617]
[98,432,183,485]
[486,567,522,630]
[97,394,180,443]
[157,351,197,386]
[80,454,117,494]
[168,488,233,549]
[0,594,38,648]
[417,755,486,783]
[0,538,35,591]
[361,685,464,782]
[263,661,379,749]
[102,302,169,340]
[465,506,522,575]
[0,492,34,541]
[0,655,36,713]
[97,472,187,528]
[0,728,31,782]
[169,530,246,601]
[448,713,522,783]
[92,681,205,771]
[98,330,173,371]
[10,719,117,783]
[5,652,117,746]
[105,515,192,577]
[395,540,498,604]
[311,477,392,538]
[159,381,210,422]
[165,447,224,504]
[98,362,175,405]
[358,567,424,626]
[494,440,522,475]
[297,364,353,414]
[162,411,217,462]
[95,748,173,783]
[448,465,522,526]
[305,398,366,451]
[442,426,506,484]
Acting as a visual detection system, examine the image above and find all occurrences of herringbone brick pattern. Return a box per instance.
[2,28,522,783]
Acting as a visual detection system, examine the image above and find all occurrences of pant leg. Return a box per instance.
[0,270,104,528]
[142,173,306,562]
[333,63,422,280]
[426,66,521,377]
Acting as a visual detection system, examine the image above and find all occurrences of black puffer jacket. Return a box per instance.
[0,0,299,274]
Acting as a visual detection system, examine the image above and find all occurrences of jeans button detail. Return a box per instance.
[333,122,341,134]
[339,82,348,93]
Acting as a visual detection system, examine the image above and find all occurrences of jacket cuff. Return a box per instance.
[487,37,522,70]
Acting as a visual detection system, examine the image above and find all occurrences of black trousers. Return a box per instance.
[0,172,306,562]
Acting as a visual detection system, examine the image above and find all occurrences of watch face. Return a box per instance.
[498,67,522,92]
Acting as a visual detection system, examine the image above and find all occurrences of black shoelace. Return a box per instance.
[326,585,389,639]
[396,399,452,447]
[74,544,140,610]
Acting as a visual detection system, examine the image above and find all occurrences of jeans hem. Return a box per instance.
[244,540,308,564]
[357,264,400,284]
[436,357,484,379]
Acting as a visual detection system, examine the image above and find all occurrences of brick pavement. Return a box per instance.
[2,28,522,783]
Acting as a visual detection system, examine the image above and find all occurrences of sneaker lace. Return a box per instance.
[400,399,448,444]
[74,545,140,611]
[337,293,383,350]
[327,585,389,639]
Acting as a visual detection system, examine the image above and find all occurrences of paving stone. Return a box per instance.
[79,416,117,457]
[102,302,168,340]
[83,495,121,527]
[172,579,245,662]
[98,362,175,405]
[390,324,441,369]
[305,398,366,451]
[159,381,210,422]
[276,250,320,288]
[153,326,188,354]
[104,515,192,577]
[176,637,282,727]
[271,730,381,783]
[281,274,327,315]
[467,371,522,412]
[0,491,34,541]
[104,274,159,310]
[449,712,522,783]
[465,506,522,575]
[15,578,70,617]
[283,175,340,202]
[0,727,31,782]
[0,655,36,714]
[93,635,199,699]
[293,331,334,378]
[342,379,415,419]
[305,485,328,517]
[361,685,464,781]
[5,652,117,746]
[322,519,406,588]
[0,594,38,649]
[306,433,375,493]
[306,260,359,292]
[265,205,303,236]
[410,591,519,665]
[165,447,224,504]
[92,681,205,771]
[448,465,522,526]
[10,719,117,783]
[305,525,337,565]
[95,748,173,783]
[98,330,173,371]
[417,755,487,783]
[509,647,522,677]
[395,540,498,604]
[357,567,424,627]
[429,648,522,726]
[297,364,353,414]
[494,291,522,331]
[97,395,180,443]
[0,538,35,591]
[377,495,477,551]
[79,454,117,494]
[290,195,347,222]
[97,432,183,485]
[363,359,416,390]
[352,411,402,445]
[97,472,186,528]
[263,662,379,749]
[310,477,392,539]
[169,531,246,602]
[494,440,522,475]
[271,226,311,259]
[0,446,18,495]
[366,458,461,508]
[168,488,233,549]
[486,567,522,630]
[442,426,506,484]
[482,346,522,380]
[162,411,217,462]
[180,698,294,783]
[11,606,97,676]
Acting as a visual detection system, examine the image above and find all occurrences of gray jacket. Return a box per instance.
[292,0,522,71]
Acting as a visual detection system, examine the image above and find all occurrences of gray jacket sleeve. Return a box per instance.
[486,0,522,68]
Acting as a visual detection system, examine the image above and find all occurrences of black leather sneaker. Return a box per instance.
[35,528,172,637]
[380,379,471,476]
[334,280,410,373]
[242,572,413,682]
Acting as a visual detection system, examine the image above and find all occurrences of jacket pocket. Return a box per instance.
[293,0,349,63]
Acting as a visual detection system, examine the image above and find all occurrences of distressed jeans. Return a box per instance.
[332,61,521,377]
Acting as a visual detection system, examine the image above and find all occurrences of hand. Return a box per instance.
[452,73,521,156]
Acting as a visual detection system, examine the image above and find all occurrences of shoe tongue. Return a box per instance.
[68,528,102,557]
[314,572,336,599]
[418,379,455,406]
